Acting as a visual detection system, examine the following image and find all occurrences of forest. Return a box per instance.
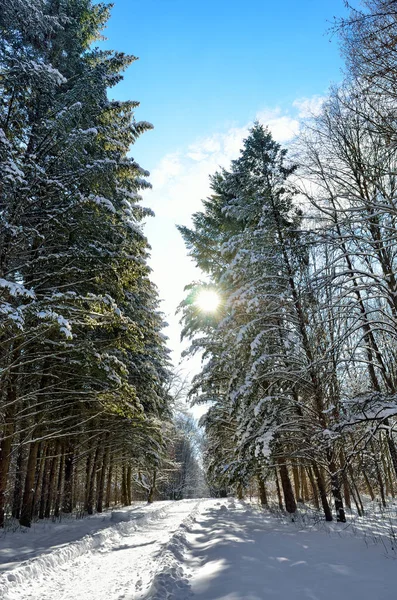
[1,0,397,538]
[0,0,204,530]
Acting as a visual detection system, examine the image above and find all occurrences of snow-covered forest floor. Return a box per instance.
[1,499,396,600]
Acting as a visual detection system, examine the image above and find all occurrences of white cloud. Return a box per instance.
[266,114,300,142]
[292,95,325,118]
[256,107,299,141]
[186,151,208,162]
[150,153,183,188]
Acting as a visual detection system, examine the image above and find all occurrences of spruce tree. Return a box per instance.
[0,0,170,527]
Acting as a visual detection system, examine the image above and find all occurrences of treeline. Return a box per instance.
[179,0,397,521]
[0,0,180,528]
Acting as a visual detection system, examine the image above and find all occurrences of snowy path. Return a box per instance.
[0,501,153,572]
[0,499,200,600]
[1,498,397,599]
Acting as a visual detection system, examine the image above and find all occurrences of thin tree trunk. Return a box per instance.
[236,482,244,501]
[371,441,386,507]
[278,460,297,514]
[126,464,132,505]
[45,442,60,518]
[328,454,346,522]
[312,463,332,521]
[19,439,40,527]
[84,451,92,512]
[87,443,101,515]
[307,466,320,509]
[349,480,363,517]
[348,465,364,516]
[31,444,46,520]
[339,452,351,509]
[384,421,397,479]
[300,466,309,502]
[147,469,157,504]
[62,442,74,514]
[362,469,375,501]
[38,445,51,519]
[292,460,302,503]
[12,440,24,519]
[275,468,283,510]
[54,448,64,518]
[0,378,17,527]
[97,440,109,513]
[121,465,128,505]
[382,438,394,497]
[105,459,113,509]
[114,466,119,505]
[257,474,269,507]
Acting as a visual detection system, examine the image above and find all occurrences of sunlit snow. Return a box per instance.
[1,499,396,600]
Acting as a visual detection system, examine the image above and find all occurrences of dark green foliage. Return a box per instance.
[0,0,171,526]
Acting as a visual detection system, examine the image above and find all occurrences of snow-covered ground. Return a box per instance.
[1,498,396,599]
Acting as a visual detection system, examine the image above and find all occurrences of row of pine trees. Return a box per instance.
[0,0,179,527]
[179,0,397,522]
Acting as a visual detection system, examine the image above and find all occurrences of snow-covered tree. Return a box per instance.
[0,0,171,527]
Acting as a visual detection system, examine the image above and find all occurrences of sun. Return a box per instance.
[195,290,220,313]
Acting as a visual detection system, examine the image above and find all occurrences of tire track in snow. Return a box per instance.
[1,499,201,600]
[138,500,203,600]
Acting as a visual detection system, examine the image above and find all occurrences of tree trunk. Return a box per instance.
[54,448,64,518]
[257,474,268,507]
[384,420,397,478]
[328,455,346,522]
[312,463,332,521]
[307,467,320,509]
[236,482,244,501]
[275,468,283,510]
[292,460,302,503]
[126,464,132,505]
[300,466,310,502]
[381,438,394,497]
[38,444,50,519]
[0,379,17,527]
[348,480,363,517]
[362,469,375,501]
[278,460,297,514]
[339,452,351,509]
[62,443,74,513]
[31,444,45,519]
[87,443,101,515]
[96,440,109,513]
[348,465,364,516]
[147,469,157,504]
[115,466,119,505]
[105,459,113,509]
[19,439,40,527]
[121,465,128,505]
[12,440,24,519]
[45,443,60,518]
[371,441,386,507]
[84,451,92,512]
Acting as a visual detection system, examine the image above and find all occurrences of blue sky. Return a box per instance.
[101,0,350,170]
[99,0,353,383]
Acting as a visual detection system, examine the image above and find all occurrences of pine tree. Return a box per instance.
[0,0,171,527]
[179,124,348,519]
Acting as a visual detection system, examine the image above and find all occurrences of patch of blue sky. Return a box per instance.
[98,0,354,170]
